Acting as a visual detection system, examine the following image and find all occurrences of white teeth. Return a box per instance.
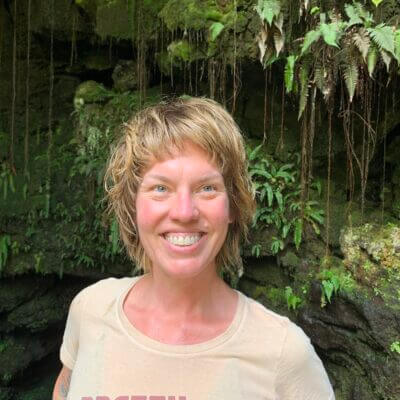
[165,234,202,246]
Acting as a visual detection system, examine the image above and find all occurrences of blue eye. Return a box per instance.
[154,185,167,192]
[202,185,215,192]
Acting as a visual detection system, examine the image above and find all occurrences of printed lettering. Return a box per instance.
[114,397,129,400]
[131,396,147,400]
[149,397,165,400]
[96,396,110,400]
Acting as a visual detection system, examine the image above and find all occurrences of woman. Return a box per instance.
[53,97,335,400]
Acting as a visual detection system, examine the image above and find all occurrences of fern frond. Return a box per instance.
[394,29,400,64]
[380,49,392,71]
[352,28,370,61]
[285,55,296,93]
[255,0,281,26]
[344,3,363,27]
[301,30,321,55]
[274,28,285,55]
[343,53,359,102]
[298,61,310,119]
[367,44,379,77]
[367,24,395,55]
[320,22,341,48]
[314,64,333,100]
[353,2,373,25]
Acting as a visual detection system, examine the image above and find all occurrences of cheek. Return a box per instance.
[209,197,231,225]
[135,197,161,231]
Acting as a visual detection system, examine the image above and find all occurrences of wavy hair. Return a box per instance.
[104,97,255,275]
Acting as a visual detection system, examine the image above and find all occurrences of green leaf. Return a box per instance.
[252,168,273,179]
[367,24,395,55]
[310,6,320,15]
[294,218,303,250]
[322,280,334,303]
[343,57,359,102]
[255,0,281,25]
[353,2,373,25]
[275,191,283,210]
[248,144,263,161]
[395,29,400,64]
[282,222,291,238]
[284,55,297,93]
[367,45,378,77]
[301,30,321,55]
[320,23,340,48]
[371,0,383,7]
[209,22,224,42]
[344,4,362,27]
[266,185,274,206]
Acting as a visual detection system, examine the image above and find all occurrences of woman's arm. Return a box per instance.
[52,365,72,400]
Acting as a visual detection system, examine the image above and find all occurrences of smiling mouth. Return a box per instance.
[164,233,204,246]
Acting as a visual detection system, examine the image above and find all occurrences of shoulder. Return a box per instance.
[241,292,293,334]
[70,276,138,317]
[242,293,319,362]
[240,294,334,398]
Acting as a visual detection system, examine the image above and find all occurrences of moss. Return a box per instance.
[160,0,225,31]
[167,40,205,63]
[340,223,400,307]
[74,81,112,106]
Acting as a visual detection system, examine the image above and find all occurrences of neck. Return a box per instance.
[140,268,230,320]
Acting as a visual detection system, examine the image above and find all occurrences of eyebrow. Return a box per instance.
[144,173,224,184]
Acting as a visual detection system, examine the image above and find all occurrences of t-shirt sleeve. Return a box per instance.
[275,322,335,400]
[59,288,88,370]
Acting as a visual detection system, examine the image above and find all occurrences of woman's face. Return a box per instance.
[135,142,232,280]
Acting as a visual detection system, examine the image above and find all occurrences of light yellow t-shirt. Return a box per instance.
[60,276,335,400]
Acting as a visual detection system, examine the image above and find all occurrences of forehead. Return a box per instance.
[142,142,221,177]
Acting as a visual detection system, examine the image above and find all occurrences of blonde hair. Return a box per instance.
[104,97,256,275]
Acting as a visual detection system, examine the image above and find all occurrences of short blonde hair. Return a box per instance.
[104,97,255,275]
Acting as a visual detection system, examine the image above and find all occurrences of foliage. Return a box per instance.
[247,143,324,255]
[390,340,400,354]
[254,0,400,112]
[0,235,11,273]
[284,285,302,310]
[318,266,356,307]
[0,163,15,200]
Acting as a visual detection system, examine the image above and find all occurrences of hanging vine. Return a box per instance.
[10,0,17,173]
[24,0,31,177]
[46,0,55,219]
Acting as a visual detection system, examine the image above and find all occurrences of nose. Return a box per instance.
[169,189,199,222]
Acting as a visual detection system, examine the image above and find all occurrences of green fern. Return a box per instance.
[284,55,296,93]
[209,22,224,42]
[394,29,400,63]
[320,22,341,48]
[344,3,363,27]
[367,44,379,76]
[343,55,359,102]
[367,24,395,55]
[301,29,321,54]
[255,0,281,26]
